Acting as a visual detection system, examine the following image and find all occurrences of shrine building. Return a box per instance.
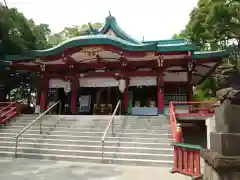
[5,14,229,115]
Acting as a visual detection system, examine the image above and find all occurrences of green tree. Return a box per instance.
[172,30,188,39]
[28,19,52,49]
[173,0,240,100]
[0,4,36,54]
[48,32,65,46]
[174,0,240,50]
[48,23,103,46]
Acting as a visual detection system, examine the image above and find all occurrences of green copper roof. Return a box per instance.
[192,50,229,59]
[143,39,190,45]
[99,15,141,44]
[2,14,230,61]
[143,39,199,52]
[158,43,198,52]
[5,35,157,61]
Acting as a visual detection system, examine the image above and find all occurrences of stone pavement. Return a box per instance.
[0,158,191,180]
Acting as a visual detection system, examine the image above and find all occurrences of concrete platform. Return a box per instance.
[0,157,191,180]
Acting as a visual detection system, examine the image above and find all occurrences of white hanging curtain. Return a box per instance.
[129,76,157,86]
[79,77,118,87]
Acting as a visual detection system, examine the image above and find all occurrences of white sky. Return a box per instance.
[4,0,198,41]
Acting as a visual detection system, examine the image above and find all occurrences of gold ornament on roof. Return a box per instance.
[146,52,155,56]
[82,47,102,57]
[40,64,45,72]
[84,51,98,57]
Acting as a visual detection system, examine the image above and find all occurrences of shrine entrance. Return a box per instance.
[77,87,120,115]
[129,86,158,115]
[47,86,121,115]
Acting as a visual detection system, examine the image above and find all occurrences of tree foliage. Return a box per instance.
[0,4,36,54]
[173,0,240,100]
[174,0,239,48]
[0,4,103,105]
[48,23,103,46]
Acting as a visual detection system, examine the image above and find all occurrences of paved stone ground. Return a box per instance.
[0,158,191,180]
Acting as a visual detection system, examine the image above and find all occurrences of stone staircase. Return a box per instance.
[0,114,174,166]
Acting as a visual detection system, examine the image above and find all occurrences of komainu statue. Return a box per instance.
[213,63,240,105]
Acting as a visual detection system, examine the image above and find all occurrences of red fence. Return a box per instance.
[169,102,177,141]
[169,101,216,179]
[0,102,17,124]
[172,101,215,117]
[170,142,202,180]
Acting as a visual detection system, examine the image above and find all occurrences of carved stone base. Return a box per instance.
[203,162,240,180]
[201,149,240,180]
[210,132,240,156]
[215,104,240,133]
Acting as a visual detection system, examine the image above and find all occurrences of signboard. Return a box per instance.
[79,95,91,112]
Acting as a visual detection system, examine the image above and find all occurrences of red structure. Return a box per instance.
[169,101,216,178]
[4,14,229,115]
[171,142,202,179]
[0,102,17,124]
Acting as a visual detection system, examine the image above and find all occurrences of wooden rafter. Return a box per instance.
[196,63,212,68]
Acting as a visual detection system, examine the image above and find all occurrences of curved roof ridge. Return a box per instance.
[99,14,141,44]
[5,35,157,61]
[143,38,192,45]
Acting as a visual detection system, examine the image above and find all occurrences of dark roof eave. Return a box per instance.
[195,61,222,85]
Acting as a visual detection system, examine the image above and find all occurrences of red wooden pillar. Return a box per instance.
[188,71,193,101]
[71,78,78,114]
[188,85,193,101]
[36,88,41,106]
[40,77,49,112]
[123,79,129,114]
[157,72,164,114]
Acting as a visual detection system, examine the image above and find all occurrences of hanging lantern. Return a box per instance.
[64,81,71,94]
[118,79,126,93]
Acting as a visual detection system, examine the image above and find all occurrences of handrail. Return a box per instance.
[171,100,216,104]
[170,142,202,178]
[171,101,216,117]
[101,100,121,160]
[14,100,61,156]
[1,107,16,119]
[0,102,15,114]
[169,102,177,141]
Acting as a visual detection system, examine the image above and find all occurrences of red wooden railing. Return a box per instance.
[169,101,216,179]
[171,142,202,180]
[169,102,177,141]
[172,101,215,117]
[0,102,17,124]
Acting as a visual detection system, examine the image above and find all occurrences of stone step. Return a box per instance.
[0,137,172,148]
[6,115,174,167]
[0,133,172,143]
[7,122,171,130]
[13,118,169,124]
[0,129,171,138]
[3,119,170,127]
[0,141,173,154]
[15,114,165,118]
[0,146,173,161]
[2,126,171,133]
[14,116,168,122]
[0,151,173,167]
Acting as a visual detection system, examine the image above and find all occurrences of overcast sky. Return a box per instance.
[4,0,198,41]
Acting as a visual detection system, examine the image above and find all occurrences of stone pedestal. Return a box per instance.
[210,132,240,156]
[201,103,240,180]
[201,149,240,180]
[215,104,240,133]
